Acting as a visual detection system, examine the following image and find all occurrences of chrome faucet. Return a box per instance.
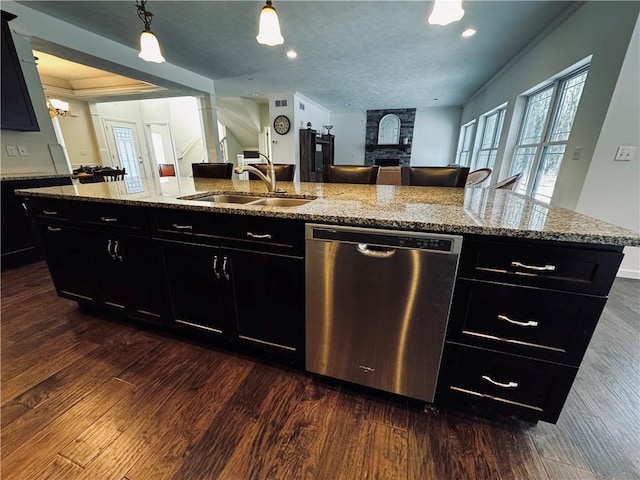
[234,153,286,193]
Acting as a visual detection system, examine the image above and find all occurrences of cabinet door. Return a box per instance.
[91,233,164,325]
[34,223,95,302]
[158,240,231,335]
[228,248,304,360]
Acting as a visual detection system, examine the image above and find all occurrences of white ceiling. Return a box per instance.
[19,1,576,111]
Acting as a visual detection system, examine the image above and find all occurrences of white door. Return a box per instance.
[146,123,179,179]
[104,120,150,180]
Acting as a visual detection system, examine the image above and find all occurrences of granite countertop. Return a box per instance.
[15,177,640,246]
[1,173,72,181]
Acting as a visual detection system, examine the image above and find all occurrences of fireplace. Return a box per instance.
[375,158,400,167]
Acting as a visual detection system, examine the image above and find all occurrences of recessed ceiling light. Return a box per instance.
[345,103,351,106]
[461,28,476,37]
[286,50,297,59]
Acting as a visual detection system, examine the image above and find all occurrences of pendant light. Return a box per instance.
[256,0,284,46]
[136,0,165,63]
[428,0,465,26]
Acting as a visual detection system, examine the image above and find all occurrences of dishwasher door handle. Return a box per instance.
[356,243,396,258]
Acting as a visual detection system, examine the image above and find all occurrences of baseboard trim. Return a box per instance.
[616,268,640,280]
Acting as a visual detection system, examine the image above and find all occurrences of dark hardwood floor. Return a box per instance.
[2,261,638,480]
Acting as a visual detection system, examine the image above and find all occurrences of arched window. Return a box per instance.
[377,114,400,144]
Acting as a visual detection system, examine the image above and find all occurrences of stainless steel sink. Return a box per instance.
[186,194,262,204]
[249,197,314,207]
[181,193,315,207]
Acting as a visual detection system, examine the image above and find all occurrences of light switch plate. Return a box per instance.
[17,145,29,156]
[614,146,637,161]
[5,145,18,156]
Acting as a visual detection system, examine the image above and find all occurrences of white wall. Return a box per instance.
[576,18,640,279]
[411,107,461,166]
[461,1,639,210]
[1,32,67,174]
[331,112,367,165]
[56,98,102,167]
[267,92,295,168]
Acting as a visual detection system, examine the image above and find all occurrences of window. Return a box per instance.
[510,67,589,203]
[474,106,506,172]
[456,120,476,167]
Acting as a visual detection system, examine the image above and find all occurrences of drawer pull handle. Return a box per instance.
[497,314,539,328]
[21,202,28,214]
[172,224,193,230]
[100,216,118,223]
[222,256,230,281]
[247,232,272,240]
[212,255,220,279]
[47,226,62,232]
[43,210,58,215]
[510,261,556,272]
[482,375,518,389]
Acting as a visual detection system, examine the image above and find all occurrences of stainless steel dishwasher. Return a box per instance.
[305,224,462,402]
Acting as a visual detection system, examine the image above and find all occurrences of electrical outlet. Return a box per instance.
[571,147,583,160]
[614,146,637,161]
[17,145,29,156]
[5,145,18,156]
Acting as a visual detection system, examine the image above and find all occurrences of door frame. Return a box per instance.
[143,121,181,180]
[102,118,152,179]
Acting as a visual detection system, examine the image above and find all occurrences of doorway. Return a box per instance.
[145,123,179,179]
[103,120,150,181]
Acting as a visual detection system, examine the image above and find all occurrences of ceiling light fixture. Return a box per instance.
[136,0,165,63]
[428,0,465,26]
[256,0,284,46]
[48,98,69,118]
[461,28,476,37]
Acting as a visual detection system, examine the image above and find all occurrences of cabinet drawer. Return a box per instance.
[437,344,576,423]
[150,209,304,254]
[77,202,149,234]
[459,239,622,295]
[28,198,76,224]
[449,280,605,365]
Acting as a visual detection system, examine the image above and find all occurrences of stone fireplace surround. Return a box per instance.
[365,108,416,167]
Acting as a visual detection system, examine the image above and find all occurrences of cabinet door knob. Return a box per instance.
[481,375,518,388]
[510,261,556,272]
[247,232,272,240]
[497,314,539,328]
[100,216,118,223]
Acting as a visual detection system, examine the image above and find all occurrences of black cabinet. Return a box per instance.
[230,247,304,359]
[1,176,72,269]
[29,198,164,326]
[437,236,623,423]
[157,240,233,336]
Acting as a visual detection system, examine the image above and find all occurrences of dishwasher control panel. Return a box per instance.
[310,226,460,253]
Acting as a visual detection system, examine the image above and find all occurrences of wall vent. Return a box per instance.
[275,99,288,107]
[299,102,305,110]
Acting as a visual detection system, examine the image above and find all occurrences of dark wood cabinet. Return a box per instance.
[229,247,304,360]
[299,129,334,181]
[157,239,232,336]
[1,176,72,269]
[437,235,623,423]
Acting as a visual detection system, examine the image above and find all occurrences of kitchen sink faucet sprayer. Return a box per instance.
[234,153,286,194]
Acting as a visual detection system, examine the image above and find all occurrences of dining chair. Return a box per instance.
[466,168,492,187]
[191,162,233,179]
[322,165,379,184]
[490,172,523,190]
[248,163,296,181]
[400,166,470,187]
[93,167,126,182]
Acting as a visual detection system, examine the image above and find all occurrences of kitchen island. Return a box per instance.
[16,177,639,423]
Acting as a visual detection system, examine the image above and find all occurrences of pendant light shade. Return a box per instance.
[256,0,284,46]
[139,29,165,63]
[428,0,465,26]
[136,0,166,63]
